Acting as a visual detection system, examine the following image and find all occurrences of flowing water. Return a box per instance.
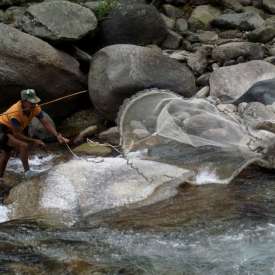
[1,152,275,274]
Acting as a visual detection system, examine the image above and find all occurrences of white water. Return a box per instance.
[7,154,55,174]
[0,205,9,223]
[195,168,220,185]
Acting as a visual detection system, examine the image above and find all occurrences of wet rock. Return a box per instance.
[210,60,275,102]
[211,12,265,31]
[99,127,120,146]
[99,4,167,46]
[0,23,86,119]
[8,158,192,225]
[263,0,275,14]
[188,5,221,30]
[73,142,112,156]
[161,29,182,49]
[19,1,97,42]
[88,44,196,120]
[212,42,265,64]
[247,26,275,43]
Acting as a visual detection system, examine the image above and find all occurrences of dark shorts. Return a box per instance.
[0,124,12,153]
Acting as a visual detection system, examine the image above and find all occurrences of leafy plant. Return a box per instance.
[95,0,118,20]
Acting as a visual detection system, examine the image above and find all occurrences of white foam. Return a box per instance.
[0,205,10,223]
[7,154,55,173]
[195,169,220,185]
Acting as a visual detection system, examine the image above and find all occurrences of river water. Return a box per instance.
[0,154,275,274]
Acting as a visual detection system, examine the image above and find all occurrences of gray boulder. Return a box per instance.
[19,1,97,42]
[212,42,265,64]
[210,60,275,102]
[88,44,196,120]
[211,12,265,31]
[99,3,167,46]
[0,23,86,118]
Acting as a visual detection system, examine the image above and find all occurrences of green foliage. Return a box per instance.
[95,0,118,20]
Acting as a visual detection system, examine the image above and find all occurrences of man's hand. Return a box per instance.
[57,134,70,144]
[33,139,46,148]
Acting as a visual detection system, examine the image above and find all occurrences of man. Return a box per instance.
[0,89,69,179]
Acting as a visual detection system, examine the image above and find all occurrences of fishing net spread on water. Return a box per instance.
[118,89,275,184]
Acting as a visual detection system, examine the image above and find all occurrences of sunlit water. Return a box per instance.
[1,152,275,274]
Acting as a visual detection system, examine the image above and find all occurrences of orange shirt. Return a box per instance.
[0,101,42,131]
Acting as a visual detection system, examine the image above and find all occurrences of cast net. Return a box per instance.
[118,89,267,184]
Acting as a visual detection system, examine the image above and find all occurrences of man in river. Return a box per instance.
[0,89,69,181]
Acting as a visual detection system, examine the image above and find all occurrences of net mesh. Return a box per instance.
[118,89,272,184]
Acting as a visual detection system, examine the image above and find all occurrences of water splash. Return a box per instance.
[195,169,220,185]
[0,205,10,223]
[7,154,55,174]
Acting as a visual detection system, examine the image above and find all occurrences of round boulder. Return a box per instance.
[99,3,167,46]
[88,44,196,120]
[19,0,97,42]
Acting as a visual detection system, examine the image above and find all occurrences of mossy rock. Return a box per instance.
[73,142,112,156]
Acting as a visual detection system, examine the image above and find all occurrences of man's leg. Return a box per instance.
[0,150,11,178]
[7,134,29,172]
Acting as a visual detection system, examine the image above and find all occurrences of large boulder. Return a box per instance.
[209,60,275,102]
[19,1,97,42]
[8,158,192,225]
[88,44,197,120]
[0,23,87,118]
[99,3,167,46]
[234,78,275,105]
[211,12,265,31]
[212,42,265,64]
